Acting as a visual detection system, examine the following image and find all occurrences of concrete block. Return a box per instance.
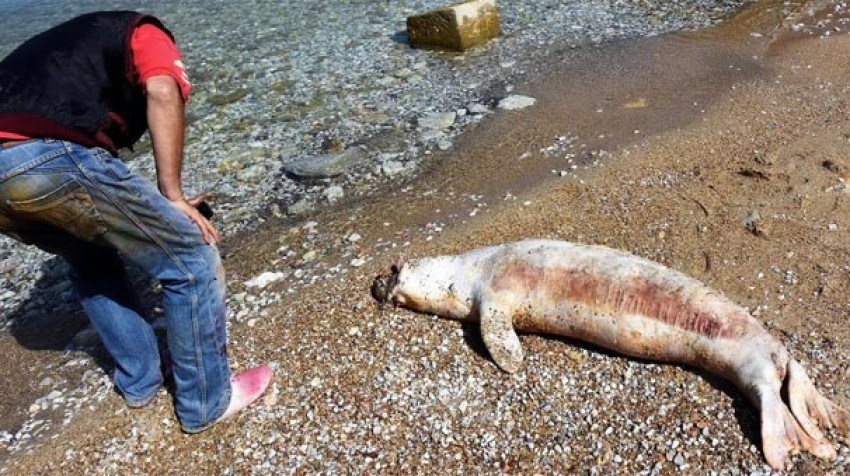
[407,0,500,52]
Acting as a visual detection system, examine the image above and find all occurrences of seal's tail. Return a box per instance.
[748,355,837,470]
[758,385,834,470]
[787,359,850,443]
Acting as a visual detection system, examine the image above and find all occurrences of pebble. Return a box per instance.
[287,199,312,215]
[380,160,408,177]
[742,209,763,235]
[497,94,537,110]
[468,103,491,114]
[323,186,345,202]
[245,272,286,289]
[418,112,457,130]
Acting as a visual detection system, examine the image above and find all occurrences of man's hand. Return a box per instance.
[170,193,220,245]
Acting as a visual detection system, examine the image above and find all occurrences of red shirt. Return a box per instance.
[131,23,191,102]
[0,23,191,141]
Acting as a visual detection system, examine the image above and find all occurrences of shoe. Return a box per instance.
[180,364,273,433]
[219,364,273,421]
[126,392,158,409]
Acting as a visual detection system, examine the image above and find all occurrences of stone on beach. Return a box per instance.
[380,159,408,177]
[245,271,286,289]
[323,185,345,202]
[418,112,457,130]
[407,0,500,52]
[498,94,536,110]
[282,147,368,180]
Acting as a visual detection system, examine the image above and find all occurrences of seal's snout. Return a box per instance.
[371,274,390,303]
[371,258,405,304]
[371,268,399,304]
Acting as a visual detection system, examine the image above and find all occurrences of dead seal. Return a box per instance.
[371,239,849,470]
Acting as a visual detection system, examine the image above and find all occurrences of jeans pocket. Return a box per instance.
[7,179,108,242]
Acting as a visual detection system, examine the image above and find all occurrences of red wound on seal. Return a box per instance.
[492,262,744,339]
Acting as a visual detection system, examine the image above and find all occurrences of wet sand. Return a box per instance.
[4,1,850,474]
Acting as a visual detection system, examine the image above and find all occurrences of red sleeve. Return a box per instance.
[130,23,191,102]
[0,131,30,140]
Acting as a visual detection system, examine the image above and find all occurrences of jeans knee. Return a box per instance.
[189,246,224,289]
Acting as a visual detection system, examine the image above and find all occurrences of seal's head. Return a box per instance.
[372,255,474,320]
[371,256,405,305]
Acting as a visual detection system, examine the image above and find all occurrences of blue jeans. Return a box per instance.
[0,139,231,432]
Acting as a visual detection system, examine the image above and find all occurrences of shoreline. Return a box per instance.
[0,0,757,329]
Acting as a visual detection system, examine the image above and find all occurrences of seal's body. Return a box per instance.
[373,239,849,470]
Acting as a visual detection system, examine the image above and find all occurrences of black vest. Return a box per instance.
[0,11,174,154]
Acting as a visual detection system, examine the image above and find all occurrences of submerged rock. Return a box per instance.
[323,185,345,202]
[418,112,457,130]
[287,199,313,215]
[208,89,250,106]
[283,147,368,180]
[380,159,410,177]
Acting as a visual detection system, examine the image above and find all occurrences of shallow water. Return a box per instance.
[414,0,849,204]
[0,1,824,173]
[0,1,763,237]
[0,1,840,239]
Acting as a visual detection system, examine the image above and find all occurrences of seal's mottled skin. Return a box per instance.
[374,239,849,470]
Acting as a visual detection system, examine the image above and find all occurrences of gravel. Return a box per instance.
[4,0,850,474]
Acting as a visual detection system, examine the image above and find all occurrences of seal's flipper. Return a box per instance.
[747,361,836,469]
[759,388,835,469]
[479,300,524,373]
[787,359,850,442]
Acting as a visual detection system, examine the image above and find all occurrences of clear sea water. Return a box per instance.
[1,1,164,55]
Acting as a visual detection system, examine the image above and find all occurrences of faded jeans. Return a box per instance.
[0,139,230,432]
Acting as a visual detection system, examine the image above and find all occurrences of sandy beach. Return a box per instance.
[2,1,850,474]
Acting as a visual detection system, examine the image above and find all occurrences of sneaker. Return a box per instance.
[180,364,273,433]
[126,392,158,409]
[219,364,273,421]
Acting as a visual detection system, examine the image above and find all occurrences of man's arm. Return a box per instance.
[145,75,219,244]
[146,75,184,201]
